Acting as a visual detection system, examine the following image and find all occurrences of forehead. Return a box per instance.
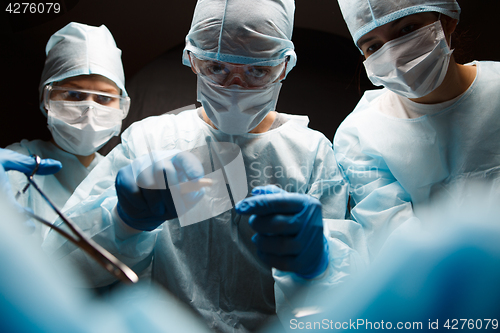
[56,74,120,94]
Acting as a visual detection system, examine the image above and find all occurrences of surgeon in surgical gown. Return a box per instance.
[43,1,359,332]
[332,0,500,263]
[6,22,130,244]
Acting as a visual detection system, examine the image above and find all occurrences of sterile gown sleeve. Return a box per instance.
[272,137,367,323]
[333,91,420,264]
[42,135,158,288]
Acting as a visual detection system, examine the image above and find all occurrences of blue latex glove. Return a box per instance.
[0,148,62,175]
[116,150,205,231]
[235,185,329,279]
[0,148,62,227]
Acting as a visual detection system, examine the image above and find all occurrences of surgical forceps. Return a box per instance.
[18,155,139,285]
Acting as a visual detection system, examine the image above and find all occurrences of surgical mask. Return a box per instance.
[363,20,453,99]
[47,101,122,156]
[197,75,282,135]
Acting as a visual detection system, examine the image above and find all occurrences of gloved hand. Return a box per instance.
[0,148,62,175]
[116,150,205,231]
[0,148,62,227]
[235,185,329,279]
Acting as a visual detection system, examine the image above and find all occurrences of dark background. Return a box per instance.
[1,0,498,153]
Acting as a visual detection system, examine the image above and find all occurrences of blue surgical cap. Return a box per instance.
[182,0,297,78]
[337,0,461,48]
[39,22,127,115]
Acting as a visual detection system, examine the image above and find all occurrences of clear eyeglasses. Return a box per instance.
[190,54,288,88]
[43,85,130,120]
[17,155,138,285]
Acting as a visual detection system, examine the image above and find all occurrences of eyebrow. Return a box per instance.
[358,36,375,49]
[358,17,405,48]
[390,17,405,27]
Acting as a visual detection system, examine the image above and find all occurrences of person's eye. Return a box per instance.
[63,90,86,101]
[365,42,383,56]
[401,24,416,35]
[207,62,226,75]
[248,67,269,79]
[95,94,114,105]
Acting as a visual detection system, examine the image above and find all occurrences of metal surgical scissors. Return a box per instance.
[18,155,139,285]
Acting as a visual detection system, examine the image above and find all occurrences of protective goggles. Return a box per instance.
[43,85,130,119]
[190,54,287,88]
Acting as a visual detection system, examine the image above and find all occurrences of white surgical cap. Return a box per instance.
[182,0,297,77]
[39,22,127,114]
[337,0,461,47]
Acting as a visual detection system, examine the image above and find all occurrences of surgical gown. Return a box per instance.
[43,109,359,333]
[333,61,500,261]
[6,139,103,243]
